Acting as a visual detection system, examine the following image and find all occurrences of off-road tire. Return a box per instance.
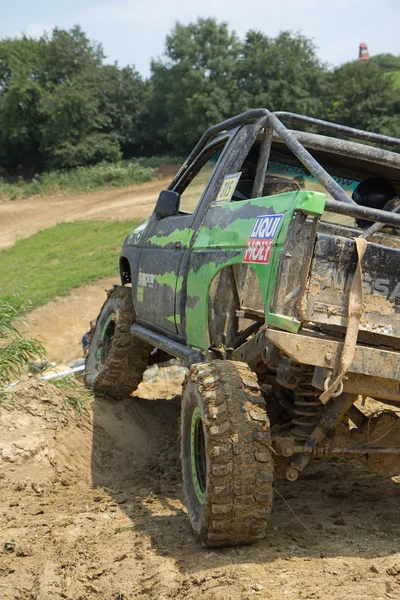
[85,286,151,398]
[181,360,274,547]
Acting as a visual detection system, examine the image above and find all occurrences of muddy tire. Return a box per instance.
[85,286,151,398]
[181,360,274,547]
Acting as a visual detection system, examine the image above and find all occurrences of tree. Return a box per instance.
[0,27,147,173]
[148,22,329,155]
[149,18,242,154]
[36,27,123,168]
[325,60,400,138]
[0,36,45,175]
[370,53,400,89]
[370,53,400,73]
[1,22,399,172]
[96,64,150,158]
[236,30,327,116]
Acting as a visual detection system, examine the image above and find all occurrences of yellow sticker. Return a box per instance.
[215,172,242,203]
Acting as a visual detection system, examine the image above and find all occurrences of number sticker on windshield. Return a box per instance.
[215,172,242,203]
[243,214,283,264]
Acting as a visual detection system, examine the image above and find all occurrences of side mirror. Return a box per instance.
[154,190,180,218]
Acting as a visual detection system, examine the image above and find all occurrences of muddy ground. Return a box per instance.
[1,371,400,600]
[1,181,400,599]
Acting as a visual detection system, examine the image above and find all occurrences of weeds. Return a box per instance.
[0,292,46,386]
[48,376,91,416]
[0,161,154,200]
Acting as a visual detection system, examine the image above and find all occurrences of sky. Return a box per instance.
[0,0,399,76]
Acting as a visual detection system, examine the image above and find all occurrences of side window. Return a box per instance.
[178,144,226,214]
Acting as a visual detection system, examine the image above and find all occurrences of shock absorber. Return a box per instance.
[291,377,323,443]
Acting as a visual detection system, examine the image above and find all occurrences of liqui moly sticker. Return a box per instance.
[243,214,283,264]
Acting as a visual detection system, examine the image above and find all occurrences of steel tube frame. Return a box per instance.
[252,123,274,199]
[267,112,356,205]
[361,201,400,238]
[274,111,400,150]
[325,198,400,228]
[167,108,400,225]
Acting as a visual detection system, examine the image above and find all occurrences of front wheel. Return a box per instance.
[85,286,151,398]
[181,360,274,547]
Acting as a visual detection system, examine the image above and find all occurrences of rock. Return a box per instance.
[251,583,263,591]
[387,565,400,577]
[370,564,380,574]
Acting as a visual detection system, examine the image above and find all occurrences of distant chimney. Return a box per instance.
[358,42,370,61]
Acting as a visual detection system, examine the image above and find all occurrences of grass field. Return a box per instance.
[0,220,138,309]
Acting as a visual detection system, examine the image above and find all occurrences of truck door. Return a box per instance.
[136,138,230,337]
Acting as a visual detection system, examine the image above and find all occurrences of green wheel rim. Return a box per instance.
[97,313,116,365]
[190,406,206,504]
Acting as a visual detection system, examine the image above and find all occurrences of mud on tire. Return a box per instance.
[181,360,274,547]
[85,286,151,398]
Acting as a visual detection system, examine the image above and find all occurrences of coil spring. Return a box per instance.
[291,378,323,442]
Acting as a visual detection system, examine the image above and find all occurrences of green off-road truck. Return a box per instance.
[86,109,400,547]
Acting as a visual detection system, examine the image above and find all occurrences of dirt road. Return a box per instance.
[1,377,400,600]
[25,277,118,363]
[0,174,174,250]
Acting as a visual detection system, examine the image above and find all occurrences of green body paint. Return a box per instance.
[154,272,183,293]
[185,191,325,348]
[148,227,194,248]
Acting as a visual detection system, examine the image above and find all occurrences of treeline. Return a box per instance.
[1,20,400,177]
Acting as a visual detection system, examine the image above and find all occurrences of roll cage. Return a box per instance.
[168,109,400,230]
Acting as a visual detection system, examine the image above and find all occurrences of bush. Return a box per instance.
[134,155,184,169]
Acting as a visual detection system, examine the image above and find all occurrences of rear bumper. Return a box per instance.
[267,329,400,402]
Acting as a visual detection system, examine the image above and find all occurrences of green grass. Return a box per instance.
[0,161,154,200]
[48,376,92,416]
[0,220,139,309]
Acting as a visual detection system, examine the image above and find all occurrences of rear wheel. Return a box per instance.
[181,360,274,547]
[85,286,151,398]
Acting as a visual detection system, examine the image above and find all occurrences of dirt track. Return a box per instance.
[0,173,174,250]
[25,277,118,363]
[2,178,400,599]
[1,377,400,600]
